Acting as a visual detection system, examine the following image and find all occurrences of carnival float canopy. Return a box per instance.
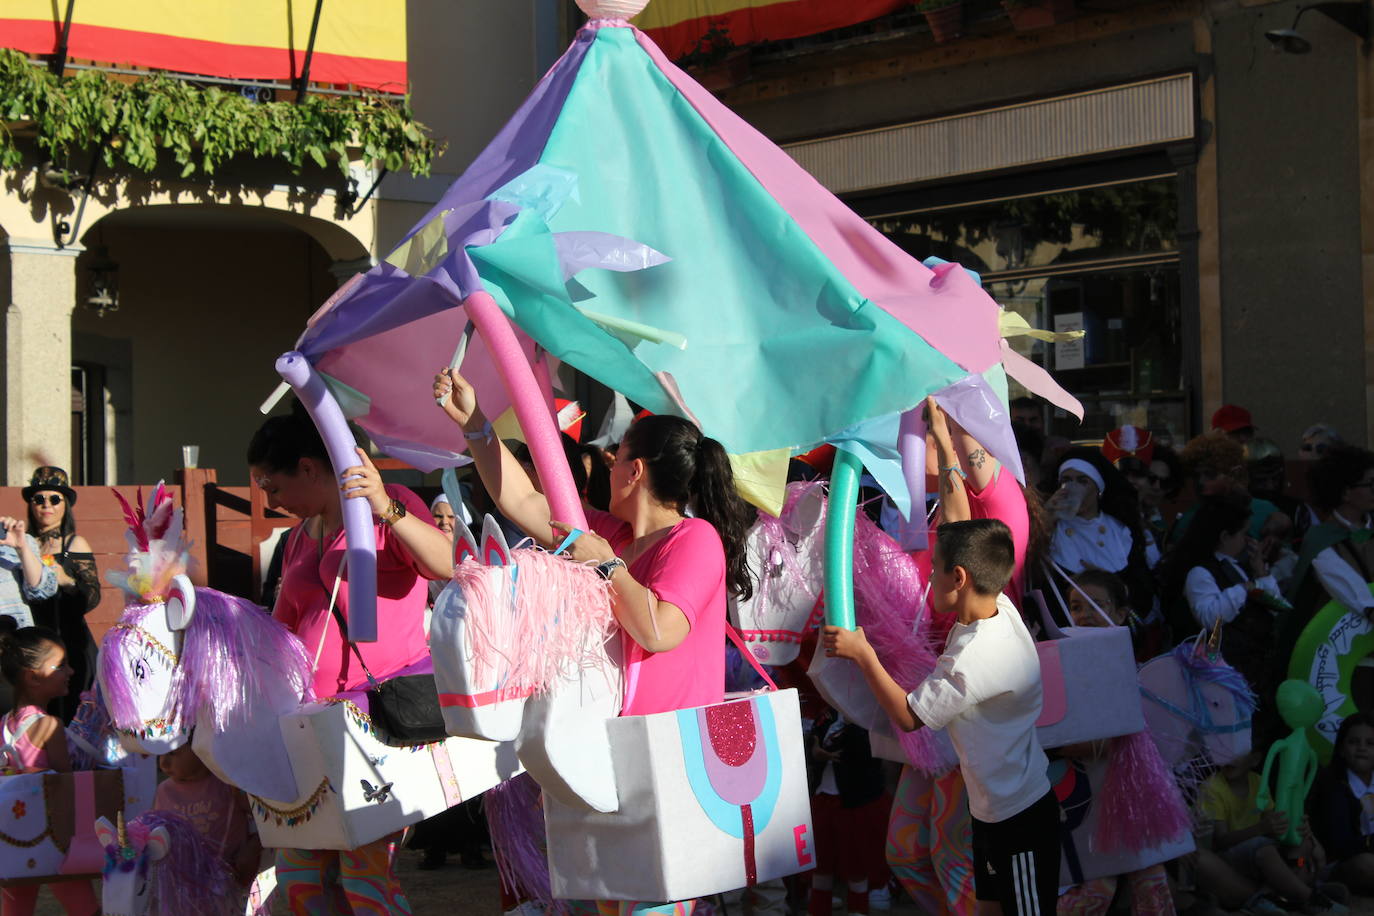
[285,0,1078,525]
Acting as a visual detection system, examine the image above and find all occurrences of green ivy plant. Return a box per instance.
[0,48,439,180]
[677,22,738,69]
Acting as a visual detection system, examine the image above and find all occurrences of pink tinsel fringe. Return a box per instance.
[456,548,615,696]
[851,513,957,775]
[1093,728,1192,853]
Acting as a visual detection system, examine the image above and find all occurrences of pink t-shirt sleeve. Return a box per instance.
[966,467,1029,606]
[618,519,727,717]
[585,509,634,555]
[636,519,723,631]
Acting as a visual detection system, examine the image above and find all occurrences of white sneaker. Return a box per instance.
[869,887,892,911]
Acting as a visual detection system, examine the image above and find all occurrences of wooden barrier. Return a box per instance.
[0,472,299,643]
[0,460,431,643]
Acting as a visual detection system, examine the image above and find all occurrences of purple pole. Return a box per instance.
[897,406,929,551]
[276,351,378,642]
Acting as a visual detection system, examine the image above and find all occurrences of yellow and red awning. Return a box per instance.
[3,0,406,92]
[633,0,911,61]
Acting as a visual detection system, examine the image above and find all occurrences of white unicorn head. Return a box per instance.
[97,811,239,916]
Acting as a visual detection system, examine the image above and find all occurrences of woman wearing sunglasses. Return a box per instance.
[22,467,99,722]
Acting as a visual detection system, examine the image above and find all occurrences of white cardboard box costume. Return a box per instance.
[252,699,521,850]
[1034,626,1143,748]
[546,689,813,902]
[430,517,536,743]
[0,757,155,883]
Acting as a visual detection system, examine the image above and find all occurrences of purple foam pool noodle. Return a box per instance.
[277,350,378,641]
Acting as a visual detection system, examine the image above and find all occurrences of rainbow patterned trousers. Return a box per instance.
[277,835,411,915]
[886,765,976,916]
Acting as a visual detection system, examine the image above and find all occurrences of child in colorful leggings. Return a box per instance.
[276,838,411,915]
[887,765,976,916]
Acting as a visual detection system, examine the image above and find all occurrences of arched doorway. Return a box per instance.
[72,203,370,485]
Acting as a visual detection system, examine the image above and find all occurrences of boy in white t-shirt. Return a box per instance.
[824,518,1056,916]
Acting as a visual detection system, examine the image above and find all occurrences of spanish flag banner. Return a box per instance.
[2,0,406,93]
[633,0,911,61]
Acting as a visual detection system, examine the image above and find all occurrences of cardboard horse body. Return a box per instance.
[429,516,623,812]
[99,572,520,850]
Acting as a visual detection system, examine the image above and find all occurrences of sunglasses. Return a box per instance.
[29,494,63,507]
[1300,442,1330,454]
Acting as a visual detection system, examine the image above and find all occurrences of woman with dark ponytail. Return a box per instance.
[435,369,754,716]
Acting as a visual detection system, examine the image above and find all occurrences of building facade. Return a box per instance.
[1,0,564,485]
[688,0,1366,453]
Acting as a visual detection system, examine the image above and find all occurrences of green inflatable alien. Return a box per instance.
[1256,679,1324,846]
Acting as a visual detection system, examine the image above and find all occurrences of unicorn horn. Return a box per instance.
[116,811,127,850]
[1206,620,1223,658]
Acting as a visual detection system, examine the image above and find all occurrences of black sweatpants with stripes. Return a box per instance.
[970,790,1061,916]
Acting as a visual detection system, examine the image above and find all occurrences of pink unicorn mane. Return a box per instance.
[454,547,614,695]
[109,811,240,916]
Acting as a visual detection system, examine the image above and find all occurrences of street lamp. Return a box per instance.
[1265,1,1369,52]
[85,246,119,317]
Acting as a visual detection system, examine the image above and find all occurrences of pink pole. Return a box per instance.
[463,291,588,532]
[533,348,557,419]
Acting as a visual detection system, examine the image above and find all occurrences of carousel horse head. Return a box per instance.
[430,514,617,742]
[97,811,240,916]
[97,484,313,754]
[1139,631,1256,768]
[729,481,828,666]
[99,580,314,755]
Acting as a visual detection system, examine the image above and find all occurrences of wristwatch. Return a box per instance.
[379,498,407,526]
[595,557,627,580]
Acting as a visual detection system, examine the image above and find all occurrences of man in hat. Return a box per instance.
[1212,404,1257,445]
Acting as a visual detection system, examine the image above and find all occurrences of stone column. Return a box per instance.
[1,238,81,485]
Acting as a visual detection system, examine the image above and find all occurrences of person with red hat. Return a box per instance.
[1101,426,1155,466]
[1212,405,1257,445]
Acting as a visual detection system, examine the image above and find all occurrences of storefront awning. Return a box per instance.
[633,0,910,60]
[3,0,406,92]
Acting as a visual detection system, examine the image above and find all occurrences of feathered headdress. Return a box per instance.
[106,482,189,602]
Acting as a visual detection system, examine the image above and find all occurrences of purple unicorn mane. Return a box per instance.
[100,588,314,733]
[99,603,166,731]
[1172,637,1258,716]
[107,810,240,916]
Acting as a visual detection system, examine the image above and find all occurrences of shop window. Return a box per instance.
[868,176,1187,445]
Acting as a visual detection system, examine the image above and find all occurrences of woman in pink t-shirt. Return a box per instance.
[434,368,755,718]
[247,403,453,916]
